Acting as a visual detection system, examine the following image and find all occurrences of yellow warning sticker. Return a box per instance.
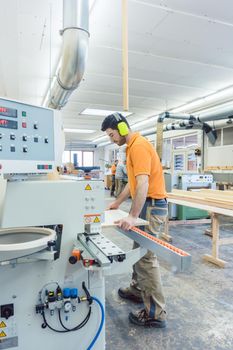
[94,216,100,223]
[85,184,92,190]
[0,330,6,337]
[0,321,6,328]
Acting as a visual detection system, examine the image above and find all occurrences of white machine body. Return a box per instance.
[0,179,105,350]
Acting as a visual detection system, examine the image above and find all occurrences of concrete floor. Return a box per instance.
[103,192,233,350]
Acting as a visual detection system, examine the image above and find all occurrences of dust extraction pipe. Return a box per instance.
[48,0,89,109]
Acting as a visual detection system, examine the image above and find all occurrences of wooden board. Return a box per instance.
[168,189,233,210]
[102,209,148,227]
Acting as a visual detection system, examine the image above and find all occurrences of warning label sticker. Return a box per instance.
[84,215,101,224]
[0,330,6,337]
[94,216,100,223]
[85,184,92,190]
[0,321,6,328]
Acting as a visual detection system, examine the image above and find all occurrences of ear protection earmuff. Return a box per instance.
[113,113,129,136]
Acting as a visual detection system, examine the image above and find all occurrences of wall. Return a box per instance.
[204,125,233,170]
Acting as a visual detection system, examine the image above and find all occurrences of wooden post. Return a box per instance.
[122,0,129,111]
[203,213,226,267]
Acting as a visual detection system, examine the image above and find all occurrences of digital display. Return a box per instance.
[0,106,17,118]
[0,118,18,129]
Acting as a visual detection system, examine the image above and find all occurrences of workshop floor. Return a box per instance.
[103,191,233,350]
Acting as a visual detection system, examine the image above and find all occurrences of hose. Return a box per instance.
[86,297,105,350]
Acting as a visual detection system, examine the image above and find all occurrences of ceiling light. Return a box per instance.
[141,127,156,135]
[97,141,111,148]
[80,108,133,117]
[170,99,205,113]
[92,135,109,143]
[204,86,233,102]
[170,85,233,114]
[64,128,96,134]
[132,116,158,129]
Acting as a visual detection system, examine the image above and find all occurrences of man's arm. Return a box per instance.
[115,174,149,230]
[129,174,148,218]
[107,183,130,209]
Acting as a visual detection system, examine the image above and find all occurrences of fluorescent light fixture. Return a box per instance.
[170,100,205,113]
[132,116,158,129]
[204,86,233,102]
[80,108,133,117]
[92,135,109,143]
[64,128,96,134]
[97,141,111,147]
[170,85,233,114]
[141,127,156,135]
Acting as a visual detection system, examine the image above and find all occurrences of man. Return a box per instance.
[110,159,117,196]
[101,112,168,328]
[115,160,128,197]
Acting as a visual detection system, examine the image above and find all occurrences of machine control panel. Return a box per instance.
[0,98,55,174]
[181,174,214,183]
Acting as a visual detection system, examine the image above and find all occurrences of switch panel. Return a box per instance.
[0,97,56,174]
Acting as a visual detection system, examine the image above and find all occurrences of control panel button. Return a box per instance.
[34,137,38,143]
[22,111,26,117]
[10,146,15,152]
[22,135,27,141]
[34,123,38,129]
[0,145,2,151]
[23,146,28,153]
[10,134,15,140]
[22,122,27,128]
[44,138,49,143]
[0,133,2,139]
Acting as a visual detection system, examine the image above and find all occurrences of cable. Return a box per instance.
[86,297,105,350]
[58,307,91,331]
[41,306,91,333]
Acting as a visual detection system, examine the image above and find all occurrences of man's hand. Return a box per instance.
[107,201,119,210]
[115,214,137,231]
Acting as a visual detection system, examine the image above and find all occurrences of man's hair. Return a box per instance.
[101,113,130,132]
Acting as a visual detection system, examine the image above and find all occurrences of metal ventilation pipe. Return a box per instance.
[48,0,89,109]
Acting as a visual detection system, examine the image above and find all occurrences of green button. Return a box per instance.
[22,111,26,117]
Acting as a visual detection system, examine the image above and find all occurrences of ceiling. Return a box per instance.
[1,0,233,147]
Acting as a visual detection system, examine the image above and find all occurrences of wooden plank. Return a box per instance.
[168,194,233,210]
[168,191,233,210]
[168,197,233,217]
[103,209,148,227]
[168,219,211,225]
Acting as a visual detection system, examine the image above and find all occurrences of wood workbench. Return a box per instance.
[167,189,233,268]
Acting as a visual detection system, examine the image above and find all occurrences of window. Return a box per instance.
[172,137,185,149]
[83,151,94,166]
[185,134,198,147]
[223,126,233,146]
[62,151,70,164]
[62,151,94,167]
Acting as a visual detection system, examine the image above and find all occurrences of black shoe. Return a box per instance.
[129,309,166,328]
[118,287,143,304]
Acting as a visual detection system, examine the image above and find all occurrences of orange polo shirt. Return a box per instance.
[111,164,116,175]
[126,133,167,199]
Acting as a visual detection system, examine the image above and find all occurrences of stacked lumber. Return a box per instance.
[204,166,233,171]
[168,189,233,210]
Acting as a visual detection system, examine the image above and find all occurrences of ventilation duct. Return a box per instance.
[47,0,89,109]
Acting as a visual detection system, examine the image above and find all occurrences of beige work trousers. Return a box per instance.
[115,179,126,197]
[129,199,168,320]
